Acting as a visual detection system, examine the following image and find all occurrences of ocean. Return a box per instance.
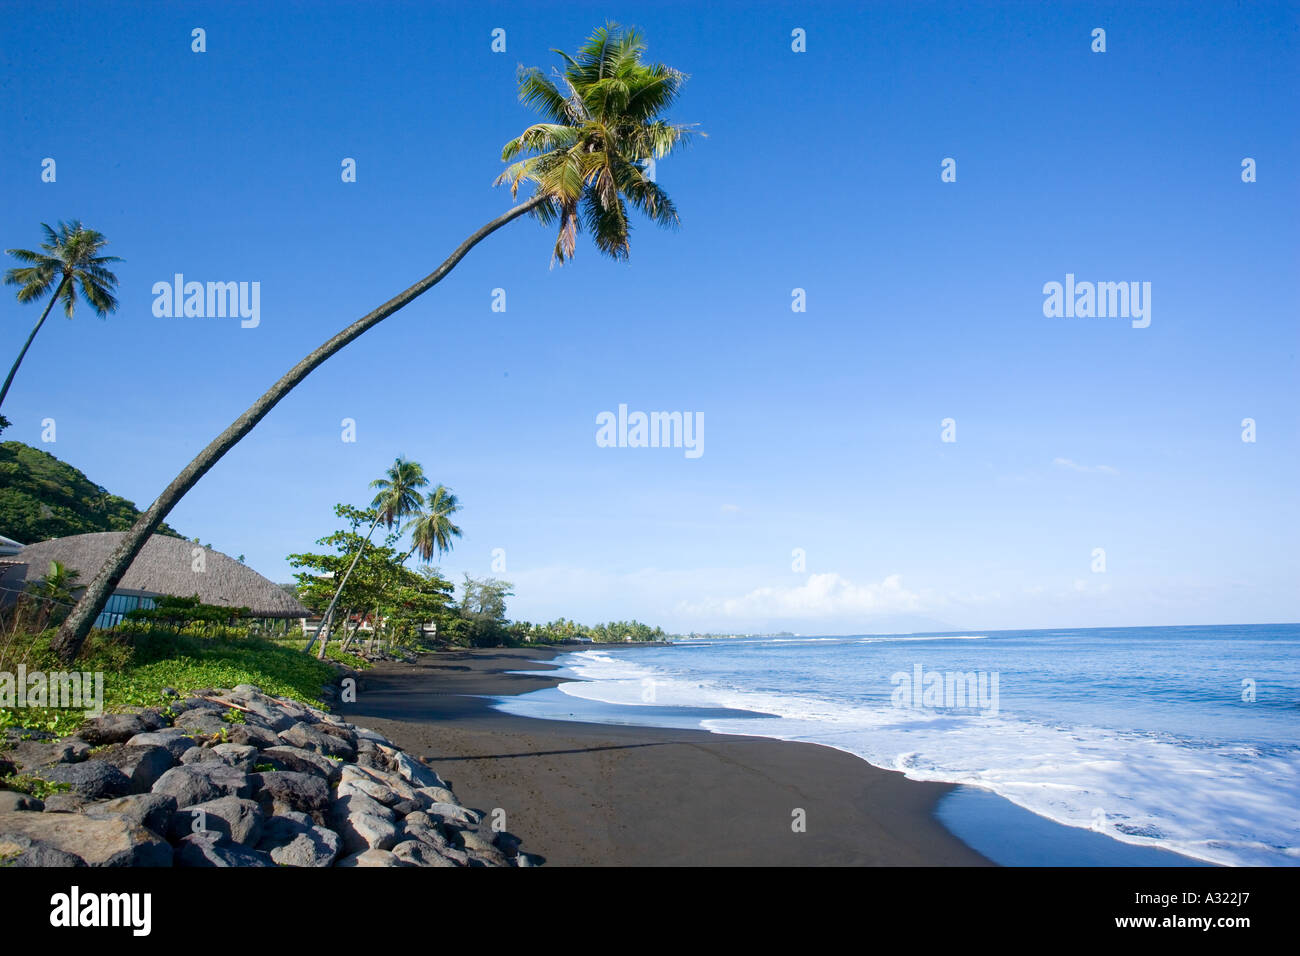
[491,624,1300,867]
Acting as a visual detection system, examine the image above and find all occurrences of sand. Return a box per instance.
[338,646,991,866]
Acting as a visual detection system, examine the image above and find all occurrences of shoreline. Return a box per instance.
[338,646,992,866]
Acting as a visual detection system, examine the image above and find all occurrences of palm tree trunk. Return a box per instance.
[306,513,379,658]
[0,276,69,411]
[51,195,546,662]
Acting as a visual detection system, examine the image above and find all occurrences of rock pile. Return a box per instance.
[0,684,537,867]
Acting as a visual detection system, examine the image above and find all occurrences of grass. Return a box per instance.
[0,774,72,799]
[0,624,349,738]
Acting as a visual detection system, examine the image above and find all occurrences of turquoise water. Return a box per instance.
[492,624,1300,866]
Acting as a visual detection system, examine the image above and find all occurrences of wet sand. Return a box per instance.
[339,646,992,866]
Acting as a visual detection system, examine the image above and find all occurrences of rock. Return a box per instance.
[330,790,394,823]
[392,839,456,867]
[174,831,273,867]
[317,723,358,750]
[493,830,524,855]
[249,771,329,815]
[0,757,15,777]
[174,709,228,736]
[353,727,393,747]
[39,759,131,799]
[459,829,510,865]
[77,714,150,746]
[403,823,468,864]
[389,749,446,789]
[356,751,394,774]
[0,833,86,866]
[233,700,294,734]
[41,793,90,813]
[515,852,542,867]
[336,848,402,867]
[168,796,263,846]
[233,684,263,696]
[0,791,43,812]
[332,810,399,854]
[0,809,171,866]
[426,802,482,828]
[337,777,399,807]
[5,738,87,771]
[152,764,250,808]
[390,799,422,817]
[181,743,258,773]
[261,745,342,783]
[415,786,458,807]
[85,793,177,835]
[127,729,199,761]
[223,724,280,750]
[93,743,175,793]
[279,722,355,760]
[257,815,341,867]
[57,739,92,763]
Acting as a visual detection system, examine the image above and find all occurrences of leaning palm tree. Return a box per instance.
[404,485,462,565]
[307,457,427,658]
[2,222,121,411]
[52,23,698,662]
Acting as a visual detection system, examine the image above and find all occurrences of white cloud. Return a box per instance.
[677,571,924,619]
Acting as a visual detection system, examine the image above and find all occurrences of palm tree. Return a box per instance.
[51,23,697,662]
[404,485,462,564]
[26,560,81,628]
[307,457,427,658]
[2,221,122,411]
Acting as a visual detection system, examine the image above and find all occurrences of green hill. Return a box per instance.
[0,441,184,544]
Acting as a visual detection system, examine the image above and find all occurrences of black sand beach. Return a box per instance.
[339,647,991,866]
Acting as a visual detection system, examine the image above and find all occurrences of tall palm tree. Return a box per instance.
[52,23,698,662]
[307,457,427,658]
[404,485,462,564]
[2,221,121,411]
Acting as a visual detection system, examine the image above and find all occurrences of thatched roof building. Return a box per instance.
[0,532,306,621]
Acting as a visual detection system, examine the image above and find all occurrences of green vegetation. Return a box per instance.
[0,624,349,737]
[0,440,184,543]
[0,774,72,799]
[125,594,251,631]
[509,618,669,645]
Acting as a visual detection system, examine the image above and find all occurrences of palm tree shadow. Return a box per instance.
[426,741,675,762]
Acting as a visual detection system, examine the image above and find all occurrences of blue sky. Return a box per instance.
[2,1,1296,633]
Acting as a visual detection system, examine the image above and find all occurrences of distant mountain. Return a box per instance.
[0,441,184,544]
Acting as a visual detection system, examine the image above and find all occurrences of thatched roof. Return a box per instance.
[4,532,306,618]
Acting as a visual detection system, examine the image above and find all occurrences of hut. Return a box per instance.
[0,531,306,627]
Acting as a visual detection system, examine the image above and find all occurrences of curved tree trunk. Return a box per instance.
[0,276,70,411]
[305,513,380,658]
[51,195,546,662]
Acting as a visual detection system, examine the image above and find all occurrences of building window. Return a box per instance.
[94,593,156,629]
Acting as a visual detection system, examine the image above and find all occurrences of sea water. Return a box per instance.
[490,624,1300,866]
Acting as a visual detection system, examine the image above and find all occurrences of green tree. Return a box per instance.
[25,559,81,627]
[455,575,516,647]
[308,459,429,658]
[52,24,698,662]
[404,484,462,564]
[2,222,122,412]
